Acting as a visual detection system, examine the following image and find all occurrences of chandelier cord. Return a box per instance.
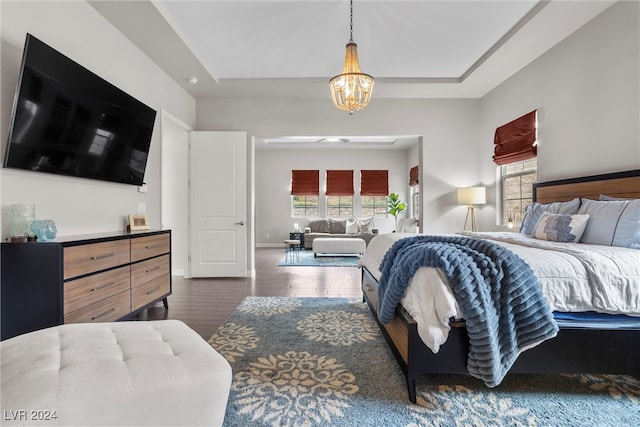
[349,0,354,43]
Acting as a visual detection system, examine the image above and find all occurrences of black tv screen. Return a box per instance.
[3,34,156,186]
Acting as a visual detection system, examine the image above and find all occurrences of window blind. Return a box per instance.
[409,165,419,186]
[360,170,389,195]
[291,170,319,195]
[493,110,537,165]
[326,170,354,196]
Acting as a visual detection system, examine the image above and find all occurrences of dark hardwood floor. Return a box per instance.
[134,248,363,339]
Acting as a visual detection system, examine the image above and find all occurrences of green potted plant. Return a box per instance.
[388,192,407,231]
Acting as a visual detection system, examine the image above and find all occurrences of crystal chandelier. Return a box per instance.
[329,0,374,115]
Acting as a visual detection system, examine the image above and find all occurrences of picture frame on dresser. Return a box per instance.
[128,214,150,231]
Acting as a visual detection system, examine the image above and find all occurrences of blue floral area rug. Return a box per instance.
[277,250,360,267]
[209,297,640,426]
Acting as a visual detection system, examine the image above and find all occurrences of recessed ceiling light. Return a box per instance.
[187,77,198,85]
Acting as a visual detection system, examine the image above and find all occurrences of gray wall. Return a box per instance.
[0,1,196,239]
[478,0,639,227]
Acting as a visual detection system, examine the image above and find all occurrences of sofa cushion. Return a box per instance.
[307,218,330,233]
[330,218,347,234]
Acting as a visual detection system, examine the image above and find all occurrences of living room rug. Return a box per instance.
[209,297,640,427]
[277,250,360,267]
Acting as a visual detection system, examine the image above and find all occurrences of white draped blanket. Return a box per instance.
[359,232,640,353]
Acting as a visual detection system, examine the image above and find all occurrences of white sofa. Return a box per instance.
[1,320,232,426]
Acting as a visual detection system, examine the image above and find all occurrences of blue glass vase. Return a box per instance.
[31,220,57,242]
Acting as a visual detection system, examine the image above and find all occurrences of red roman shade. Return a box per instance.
[326,170,354,196]
[291,170,319,195]
[409,165,419,186]
[493,110,537,165]
[360,170,389,196]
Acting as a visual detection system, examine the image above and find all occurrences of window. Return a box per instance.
[291,170,319,218]
[411,188,420,219]
[326,170,354,218]
[292,195,319,217]
[409,165,419,219]
[502,159,537,224]
[361,195,387,218]
[327,196,353,218]
[493,110,538,225]
[360,170,388,217]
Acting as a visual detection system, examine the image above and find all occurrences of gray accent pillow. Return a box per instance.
[307,218,330,233]
[357,217,374,233]
[520,198,581,235]
[578,198,640,248]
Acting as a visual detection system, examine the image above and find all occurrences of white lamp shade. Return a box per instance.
[457,187,486,205]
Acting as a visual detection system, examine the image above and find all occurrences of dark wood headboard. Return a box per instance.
[533,170,640,203]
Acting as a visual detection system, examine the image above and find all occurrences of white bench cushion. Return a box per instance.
[312,237,366,255]
[1,320,231,426]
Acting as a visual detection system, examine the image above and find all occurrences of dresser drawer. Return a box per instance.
[64,265,130,315]
[131,234,170,262]
[131,275,170,311]
[64,290,131,324]
[131,255,170,288]
[64,240,131,280]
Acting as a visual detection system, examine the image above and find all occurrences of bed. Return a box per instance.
[360,169,640,403]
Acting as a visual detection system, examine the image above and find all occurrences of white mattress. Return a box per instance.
[359,232,640,353]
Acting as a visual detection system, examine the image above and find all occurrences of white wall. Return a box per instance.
[255,148,410,245]
[196,98,482,234]
[0,1,196,239]
[479,1,639,229]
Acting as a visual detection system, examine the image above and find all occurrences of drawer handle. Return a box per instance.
[145,244,159,250]
[146,286,161,296]
[90,253,114,261]
[91,282,114,292]
[91,307,116,320]
[145,267,161,274]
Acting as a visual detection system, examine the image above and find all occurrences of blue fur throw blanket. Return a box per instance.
[377,235,558,387]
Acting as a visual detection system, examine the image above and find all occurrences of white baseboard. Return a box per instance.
[171,268,185,277]
[256,243,284,248]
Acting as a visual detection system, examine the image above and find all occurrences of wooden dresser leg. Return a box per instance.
[163,297,169,310]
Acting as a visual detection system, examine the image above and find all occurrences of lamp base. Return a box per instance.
[463,206,478,232]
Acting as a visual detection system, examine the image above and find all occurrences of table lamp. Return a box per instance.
[457,187,486,232]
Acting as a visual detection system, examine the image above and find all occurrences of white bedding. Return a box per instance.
[359,232,640,353]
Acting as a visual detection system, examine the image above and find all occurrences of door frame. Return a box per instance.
[159,109,192,277]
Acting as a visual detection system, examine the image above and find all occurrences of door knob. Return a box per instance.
[235,221,245,226]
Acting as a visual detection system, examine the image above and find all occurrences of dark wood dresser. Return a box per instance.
[1,229,171,340]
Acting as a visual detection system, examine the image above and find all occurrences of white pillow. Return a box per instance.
[345,218,359,234]
[533,212,589,243]
[357,217,373,233]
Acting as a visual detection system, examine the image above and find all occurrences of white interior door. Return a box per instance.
[189,131,247,277]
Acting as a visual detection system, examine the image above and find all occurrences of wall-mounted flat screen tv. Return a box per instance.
[3,33,157,186]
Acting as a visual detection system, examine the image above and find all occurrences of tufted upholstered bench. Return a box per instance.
[0,320,232,426]
[312,237,366,257]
